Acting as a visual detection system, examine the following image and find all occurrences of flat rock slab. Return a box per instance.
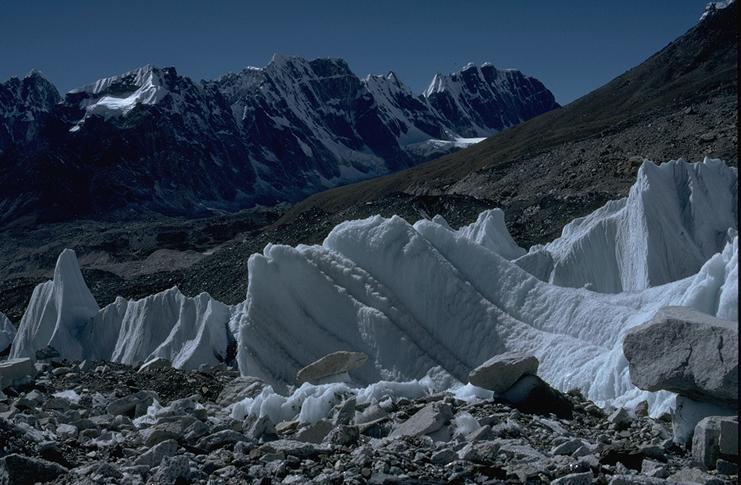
[296,351,367,384]
[0,453,68,484]
[468,352,539,394]
[623,306,738,405]
[0,357,36,389]
[390,402,453,438]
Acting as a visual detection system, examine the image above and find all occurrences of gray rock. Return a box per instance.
[466,424,494,441]
[140,422,184,446]
[0,358,36,389]
[608,475,673,484]
[245,415,276,441]
[642,459,669,479]
[259,439,329,459]
[323,425,359,447]
[552,438,586,456]
[150,455,191,485]
[551,471,594,485]
[672,395,736,445]
[0,453,68,484]
[623,306,738,405]
[333,397,356,425]
[134,439,179,467]
[430,448,458,465]
[296,351,368,384]
[609,408,632,431]
[668,467,723,484]
[635,400,650,417]
[295,420,333,443]
[216,376,265,406]
[195,430,249,451]
[718,416,737,456]
[468,352,539,394]
[389,402,452,438]
[458,441,500,463]
[716,458,737,475]
[692,416,722,469]
[106,390,157,417]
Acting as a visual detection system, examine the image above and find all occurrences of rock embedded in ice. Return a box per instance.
[389,402,452,438]
[468,352,539,394]
[0,357,36,389]
[623,306,738,406]
[691,416,722,469]
[296,351,368,384]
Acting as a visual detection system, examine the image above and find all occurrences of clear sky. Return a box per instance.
[1,0,710,104]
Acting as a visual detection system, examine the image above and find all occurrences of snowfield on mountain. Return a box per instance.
[6,158,738,419]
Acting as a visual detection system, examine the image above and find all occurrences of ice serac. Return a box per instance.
[9,250,231,369]
[0,312,16,353]
[515,158,738,293]
[10,249,99,360]
[455,209,525,260]
[235,159,737,413]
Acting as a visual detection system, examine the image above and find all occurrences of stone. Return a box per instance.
[138,357,171,373]
[0,453,68,484]
[609,408,632,431]
[499,374,574,419]
[134,439,179,467]
[296,351,368,384]
[106,390,157,417]
[216,376,265,406]
[259,439,330,459]
[718,416,738,456]
[195,430,249,451]
[716,458,737,475]
[149,455,191,485]
[333,397,356,425]
[56,423,78,439]
[468,352,539,394]
[668,467,722,484]
[0,358,36,389]
[34,346,60,361]
[692,416,722,469]
[245,415,276,441]
[634,400,649,417]
[295,420,333,443]
[466,424,494,441]
[324,425,359,447]
[389,402,452,438]
[608,475,673,484]
[552,438,586,456]
[623,306,738,406]
[430,448,458,465]
[141,422,184,447]
[551,471,594,485]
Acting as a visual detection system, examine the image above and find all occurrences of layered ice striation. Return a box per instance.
[515,158,737,293]
[7,159,738,415]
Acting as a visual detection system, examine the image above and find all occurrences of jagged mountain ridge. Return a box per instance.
[0,56,558,225]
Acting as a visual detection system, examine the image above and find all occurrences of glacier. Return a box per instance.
[6,158,738,416]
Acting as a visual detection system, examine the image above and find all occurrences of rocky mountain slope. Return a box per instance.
[281,2,738,247]
[0,57,557,226]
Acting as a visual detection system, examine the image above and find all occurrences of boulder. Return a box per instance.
[499,374,573,419]
[134,439,179,467]
[216,376,265,406]
[389,402,453,438]
[106,390,157,417]
[692,416,722,469]
[719,416,738,457]
[0,454,68,484]
[552,472,594,485]
[623,306,738,406]
[468,352,539,394]
[672,395,735,445]
[296,351,368,384]
[0,358,36,389]
[295,420,333,443]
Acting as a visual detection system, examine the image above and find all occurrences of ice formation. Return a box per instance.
[0,312,15,352]
[515,158,737,292]
[6,158,738,418]
[234,159,738,415]
[10,251,230,369]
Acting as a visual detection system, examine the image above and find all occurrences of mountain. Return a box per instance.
[0,57,558,226]
[282,3,738,247]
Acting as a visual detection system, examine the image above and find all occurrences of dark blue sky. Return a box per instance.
[1,0,709,104]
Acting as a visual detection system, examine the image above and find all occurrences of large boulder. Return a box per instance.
[389,402,453,438]
[623,306,738,406]
[0,358,36,389]
[296,351,368,384]
[692,416,722,469]
[468,352,539,394]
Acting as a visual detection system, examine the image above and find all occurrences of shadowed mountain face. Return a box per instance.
[281,3,738,246]
[0,56,558,227]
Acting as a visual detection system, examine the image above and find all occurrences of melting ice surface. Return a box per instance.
[6,158,738,420]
